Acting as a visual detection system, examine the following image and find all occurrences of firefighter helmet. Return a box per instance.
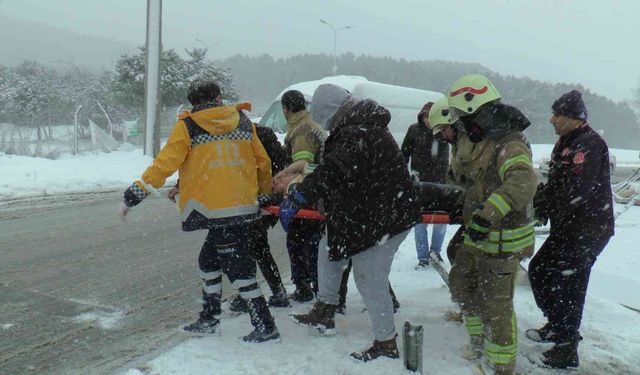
[447,74,501,117]
[428,97,452,135]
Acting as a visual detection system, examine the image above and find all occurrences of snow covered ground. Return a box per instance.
[118,215,640,375]
[0,145,164,200]
[1,145,639,374]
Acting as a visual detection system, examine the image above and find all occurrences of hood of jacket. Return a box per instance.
[473,101,531,141]
[310,84,352,130]
[332,98,391,133]
[179,102,251,135]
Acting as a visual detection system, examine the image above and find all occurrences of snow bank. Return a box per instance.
[0,148,175,200]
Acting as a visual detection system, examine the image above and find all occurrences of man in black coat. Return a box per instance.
[401,102,450,183]
[401,102,450,268]
[280,99,421,362]
[527,90,614,369]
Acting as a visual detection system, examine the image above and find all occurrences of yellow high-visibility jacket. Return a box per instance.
[125,102,272,231]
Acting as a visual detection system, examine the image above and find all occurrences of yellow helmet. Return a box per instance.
[447,74,501,117]
[428,97,452,135]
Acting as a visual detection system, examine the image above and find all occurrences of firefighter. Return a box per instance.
[526,90,614,369]
[446,74,537,375]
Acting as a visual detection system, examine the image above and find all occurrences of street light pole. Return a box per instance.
[145,0,162,157]
[320,19,352,76]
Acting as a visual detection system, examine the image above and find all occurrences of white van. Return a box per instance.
[258,76,443,144]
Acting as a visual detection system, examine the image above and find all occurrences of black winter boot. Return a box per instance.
[229,294,248,314]
[268,289,290,307]
[351,335,400,362]
[525,322,558,343]
[202,291,222,317]
[541,340,580,368]
[242,326,280,343]
[291,301,336,334]
[180,314,221,336]
[290,280,315,302]
[182,292,222,335]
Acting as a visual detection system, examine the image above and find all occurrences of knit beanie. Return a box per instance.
[552,90,588,120]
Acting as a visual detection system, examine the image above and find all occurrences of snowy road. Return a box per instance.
[0,193,290,375]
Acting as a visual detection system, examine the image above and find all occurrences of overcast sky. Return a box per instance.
[1,0,638,102]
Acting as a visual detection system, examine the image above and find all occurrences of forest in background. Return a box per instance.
[219,52,640,148]
[1,50,638,151]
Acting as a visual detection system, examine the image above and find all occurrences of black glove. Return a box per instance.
[533,183,549,225]
[533,183,547,208]
[467,215,491,241]
[448,204,464,225]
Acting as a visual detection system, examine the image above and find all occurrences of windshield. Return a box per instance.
[258,101,287,133]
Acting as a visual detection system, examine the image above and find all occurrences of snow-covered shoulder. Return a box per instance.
[0,148,171,200]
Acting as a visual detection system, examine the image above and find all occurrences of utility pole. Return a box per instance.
[320,19,352,76]
[144,0,162,157]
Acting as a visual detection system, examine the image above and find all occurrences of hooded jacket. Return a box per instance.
[473,101,531,141]
[310,83,352,130]
[297,99,421,260]
[123,102,272,231]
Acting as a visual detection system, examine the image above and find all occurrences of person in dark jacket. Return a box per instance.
[280,99,421,361]
[276,83,400,314]
[527,90,614,369]
[401,101,450,268]
[280,90,326,302]
[228,123,291,313]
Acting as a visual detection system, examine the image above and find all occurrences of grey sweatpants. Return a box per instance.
[317,230,409,341]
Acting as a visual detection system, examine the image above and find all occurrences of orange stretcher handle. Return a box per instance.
[262,206,453,224]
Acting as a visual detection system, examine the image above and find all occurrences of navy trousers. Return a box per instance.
[528,232,609,342]
[198,224,274,332]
